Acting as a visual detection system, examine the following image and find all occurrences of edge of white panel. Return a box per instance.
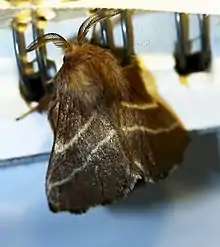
[1,0,220,15]
[1,54,220,161]
[2,54,220,131]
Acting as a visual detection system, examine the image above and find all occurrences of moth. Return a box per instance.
[25,9,190,214]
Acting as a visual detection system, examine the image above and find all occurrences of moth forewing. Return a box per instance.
[46,99,142,214]
[43,41,147,213]
[45,43,189,214]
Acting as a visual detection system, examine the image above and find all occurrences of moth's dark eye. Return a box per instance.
[63,56,66,62]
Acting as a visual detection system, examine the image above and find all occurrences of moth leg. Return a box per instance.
[16,94,51,121]
[16,104,42,121]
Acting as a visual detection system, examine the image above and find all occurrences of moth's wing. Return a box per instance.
[121,63,190,182]
[46,96,141,214]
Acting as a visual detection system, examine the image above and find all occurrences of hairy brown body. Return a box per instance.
[24,9,190,214]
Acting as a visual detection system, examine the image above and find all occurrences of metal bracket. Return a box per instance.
[174,13,211,75]
[31,12,56,93]
[12,19,45,103]
[120,10,135,66]
[12,13,56,104]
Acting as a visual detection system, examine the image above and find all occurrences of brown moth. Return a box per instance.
[26,9,190,214]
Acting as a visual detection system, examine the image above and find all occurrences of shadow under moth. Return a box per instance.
[23,9,190,214]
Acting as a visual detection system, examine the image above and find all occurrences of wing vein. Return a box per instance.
[121,102,158,110]
[47,129,115,193]
[122,122,179,134]
[54,113,96,154]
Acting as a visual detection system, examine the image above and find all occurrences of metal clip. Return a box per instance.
[12,12,56,103]
[174,13,211,75]
[99,15,114,49]
[90,8,114,50]
[31,12,56,93]
[89,9,134,66]
[120,10,135,66]
[12,19,45,103]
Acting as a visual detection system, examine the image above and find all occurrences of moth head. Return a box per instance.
[26,9,127,107]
